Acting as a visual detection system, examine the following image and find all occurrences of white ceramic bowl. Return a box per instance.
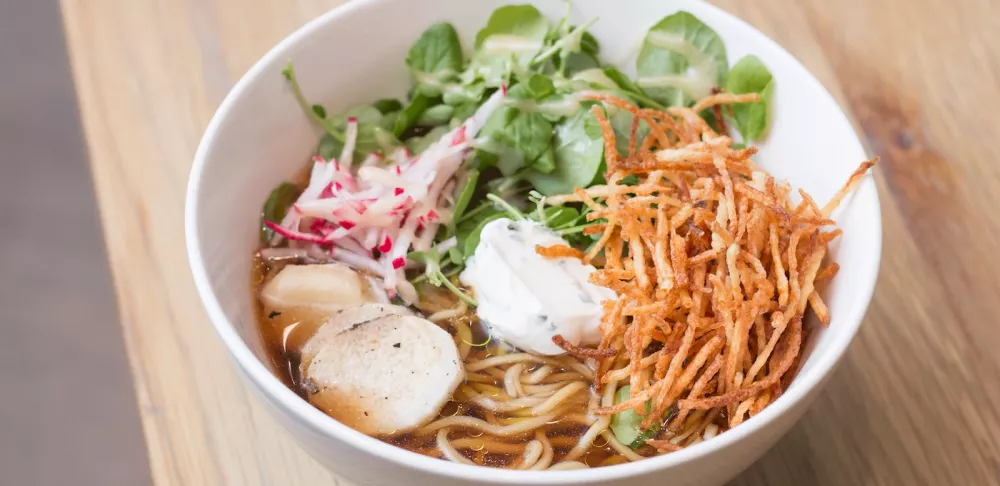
[185,0,881,484]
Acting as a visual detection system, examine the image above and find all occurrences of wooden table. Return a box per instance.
[60,0,1000,484]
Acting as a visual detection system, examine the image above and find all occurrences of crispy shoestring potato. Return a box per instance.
[550,93,876,448]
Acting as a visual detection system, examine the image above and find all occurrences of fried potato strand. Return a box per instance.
[555,93,875,450]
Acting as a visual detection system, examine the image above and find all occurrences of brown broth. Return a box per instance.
[250,254,644,468]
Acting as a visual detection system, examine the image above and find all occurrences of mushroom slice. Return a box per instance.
[299,304,413,370]
[302,315,464,435]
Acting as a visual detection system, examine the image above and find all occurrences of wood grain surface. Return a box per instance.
[60,0,1000,484]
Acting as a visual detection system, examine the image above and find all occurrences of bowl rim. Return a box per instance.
[185,0,882,483]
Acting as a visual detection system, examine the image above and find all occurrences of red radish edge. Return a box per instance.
[451,126,467,146]
[392,257,405,270]
[378,236,393,253]
[264,220,326,244]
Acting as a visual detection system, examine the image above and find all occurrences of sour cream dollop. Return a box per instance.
[460,218,617,355]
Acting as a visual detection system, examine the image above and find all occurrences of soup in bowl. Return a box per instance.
[185,0,881,484]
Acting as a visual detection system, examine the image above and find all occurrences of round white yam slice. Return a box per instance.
[299,304,413,370]
[302,315,464,435]
[260,263,378,333]
[261,263,369,309]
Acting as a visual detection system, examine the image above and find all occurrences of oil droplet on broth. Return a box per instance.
[590,434,608,448]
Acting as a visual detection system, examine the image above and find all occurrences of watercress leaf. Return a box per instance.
[608,105,651,157]
[458,210,506,257]
[630,427,659,450]
[725,54,774,142]
[502,111,554,166]
[589,159,607,186]
[580,30,599,57]
[533,145,556,174]
[447,246,465,266]
[371,126,403,155]
[472,150,499,170]
[316,133,342,160]
[260,182,302,243]
[408,250,444,287]
[416,104,455,126]
[474,5,549,51]
[341,105,384,125]
[609,385,661,449]
[393,93,440,137]
[380,111,400,131]
[407,23,464,95]
[636,11,728,106]
[507,74,556,100]
[478,106,553,175]
[563,51,600,76]
[603,66,646,97]
[311,104,327,119]
[471,5,549,87]
[451,169,480,224]
[495,149,527,176]
[442,83,485,106]
[621,174,640,186]
[543,206,580,229]
[570,68,617,91]
[582,110,604,139]
[525,108,604,196]
[404,125,449,155]
[526,74,556,99]
[451,101,479,123]
[372,98,403,114]
[310,105,396,160]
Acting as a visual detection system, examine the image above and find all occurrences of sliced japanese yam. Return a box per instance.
[302,314,464,435]
[299,303,414,370]
[259,263,379,337]
[261,263,371,308]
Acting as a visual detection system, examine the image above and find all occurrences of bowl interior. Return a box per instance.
[187,0,880,481]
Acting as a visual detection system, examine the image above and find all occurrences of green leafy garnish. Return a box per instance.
[636,12,728,106]
[408,248,477,306]
[471,5,550,87]
[509,73,556,100]
[610,385,662,449]
[459,209,506,259]
[280,7,779,300]
[407,22,465,97]
[451,169,481,226]
[486,193,527,220]
[281,62,344,143]
[404,125,449,154]
[725,55,774,142]
[416,104,456,126]
[260,182,301,243]
[478,101,555,175]
[525,108,604,195]
[372,98,403,114]
[608,105,651,158]
[317,134,339,160]
[602,67,666,110]
[393,92,440,137]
